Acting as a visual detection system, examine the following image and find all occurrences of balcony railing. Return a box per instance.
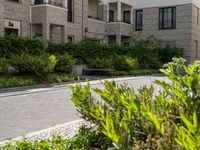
[34,0,64,8]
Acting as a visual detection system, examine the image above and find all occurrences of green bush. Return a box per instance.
[129,35,162,69]
[9,53,57,77]
[113,55,138,71]
[128,69,159,76]
[0,77,36,88]
[70,58,200,149]
[0,127,112,150]
[0,57,9,75]
[47,39,130,64]
[54,54,76,74]
[88,57,113,69]
[159,45,184,64]
[0,35,45,58]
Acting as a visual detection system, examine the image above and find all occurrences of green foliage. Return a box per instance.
[0,57,9,75]
[0,35,45,58]
[113,55,138,71]
[54,54,76,74]
[159,45,184,64]
[47,39,130,64]
[70,58,200,150]
[129,35,162,69]
[0,127,112,150]
[175,112,200,150]
[0,77,36,88]
[9,53,57,77]
[88,57,113,69]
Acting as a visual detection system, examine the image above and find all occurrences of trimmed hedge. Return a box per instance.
[0,35,45,58]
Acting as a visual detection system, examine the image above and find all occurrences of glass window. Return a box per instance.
[135,10,143,31]
[109,10,114,22]
[123,11,130,24]
[159,7,176,29]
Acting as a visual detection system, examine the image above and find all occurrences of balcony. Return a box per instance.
[88,0,106,22]
[33,0,66,8]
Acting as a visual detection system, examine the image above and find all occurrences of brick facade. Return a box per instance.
[0,0,199,62]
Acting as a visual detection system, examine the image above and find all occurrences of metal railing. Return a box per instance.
[34,0,64,8]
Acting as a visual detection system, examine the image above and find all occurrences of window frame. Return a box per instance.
[135,10,143,31]
[123,11,131,24]
[159,7,176,30]
[109,10,114,22]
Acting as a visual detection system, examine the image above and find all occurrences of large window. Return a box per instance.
[159,7,176,29]
[68,0,74,22]
[135,10,143,31]
[109,10,114,22]
[123,11,130,24]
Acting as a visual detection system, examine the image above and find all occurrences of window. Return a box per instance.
[159,7,176,29]
[5,28,19,36]
[135,10,143,31]
[6,0,20,3]
[196,7,199,25]
[109,10,114,22]
[123,11,130,24]
[68,36,74,43]
[68,0,74,22]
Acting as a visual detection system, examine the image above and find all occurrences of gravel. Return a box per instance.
[0,120,90,146]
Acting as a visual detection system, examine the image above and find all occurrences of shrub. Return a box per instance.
[70,58,200,149]
[0,58,9,75]
[0,127,112,150]
[129,35,162,69]
[47,39,130,64]
[113,55,138,71]
[159,45,184,64]
[54,54,76,74]
[9,53,57,77]
[0,35,45,57]
[88,57,113,69]
[0,77,36,88]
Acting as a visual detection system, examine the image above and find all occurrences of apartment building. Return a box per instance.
[0,0,199,62]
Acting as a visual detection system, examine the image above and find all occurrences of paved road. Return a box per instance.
[0,76,168,141]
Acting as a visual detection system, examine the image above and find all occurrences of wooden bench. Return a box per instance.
[83,69,115,76]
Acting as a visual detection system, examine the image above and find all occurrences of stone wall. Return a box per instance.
[191,4,200,61]
[0,0,4,35]
[4,0,31,37]
[133,4,193,62]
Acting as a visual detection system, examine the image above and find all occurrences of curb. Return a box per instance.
[0,75,164,98]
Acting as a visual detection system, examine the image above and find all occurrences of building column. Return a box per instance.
[117,2,121,22]
[44,0,49,4]
[116,24,121,44]
[42,23,50,41]
[63,0,67,8]
[107,4,109,22]
[131,7,134,24]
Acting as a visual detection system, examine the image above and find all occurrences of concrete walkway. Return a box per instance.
[0,75,168,141]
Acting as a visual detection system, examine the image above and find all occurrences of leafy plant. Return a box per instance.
[0,57,9,75]
[9,53,57,78]
[0,77,36,88]
[70,57,200,149]
[54,54,76,74]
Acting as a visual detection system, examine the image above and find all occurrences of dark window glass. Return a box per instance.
[123,11,130,23]
[68,0,73,22]
[109,10,114,22]
[135,10,143,31]
[159,7,176,29]
[5,28,19,36]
